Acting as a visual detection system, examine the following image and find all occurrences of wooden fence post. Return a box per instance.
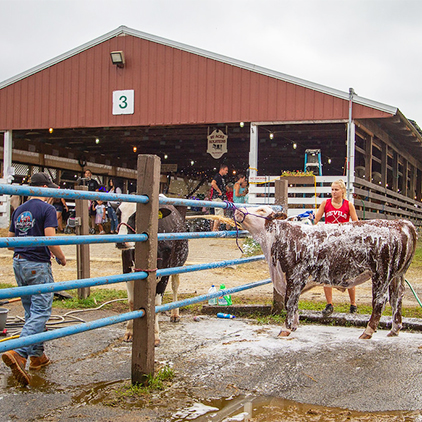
[75,185,90,299]
[132,155,160,384]
[273,179,288,313]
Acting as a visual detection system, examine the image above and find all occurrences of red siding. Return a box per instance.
[0,35,391,130]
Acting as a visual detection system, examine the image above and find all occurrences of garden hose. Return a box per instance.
[405,279,422,308]
[0,298,128,342]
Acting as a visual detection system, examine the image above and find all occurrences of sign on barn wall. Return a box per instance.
[207,129,228,159]
[112,90,135,115]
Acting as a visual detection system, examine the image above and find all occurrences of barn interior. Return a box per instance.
[11,121,350,190]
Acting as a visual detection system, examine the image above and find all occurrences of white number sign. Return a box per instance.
[112,90,134,115]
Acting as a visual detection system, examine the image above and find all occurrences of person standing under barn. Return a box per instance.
[84,169,100,234]
[106,179,122,234]
[2,173,66,386]
[314,179,359,316]
[211,164,229,231]
[233,174,248,204]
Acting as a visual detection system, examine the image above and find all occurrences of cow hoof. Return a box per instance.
[278,330,291,337]
[387,331,399,337]
[359,333,372,340]
[154,339,161,347]
[170,316,180,323]
[123,333,133,342]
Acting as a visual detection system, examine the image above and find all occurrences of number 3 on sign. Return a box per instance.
[112,90,134,115]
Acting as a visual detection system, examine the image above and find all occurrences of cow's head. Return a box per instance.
[115,202,172,250]
[235,206,286,234]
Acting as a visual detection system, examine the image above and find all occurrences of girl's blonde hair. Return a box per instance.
[332,179,347,199]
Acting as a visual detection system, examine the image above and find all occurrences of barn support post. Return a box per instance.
[132,154,160,385]
[3,130,13,184]
[273,179,288,313]
[75,185,90,299]
[249,123,258,178]
[346,88,356,200]
[0,131,13,228]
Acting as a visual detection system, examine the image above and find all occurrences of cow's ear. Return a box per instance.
[158,208,172,219]
[269,211,287,221]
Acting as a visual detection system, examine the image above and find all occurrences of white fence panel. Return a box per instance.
[248,175,350,217]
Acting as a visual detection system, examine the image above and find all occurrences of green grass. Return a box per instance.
[412,238,422,268]
[0,282,16,289]
[53,288,127,309]
[116,365,175,396]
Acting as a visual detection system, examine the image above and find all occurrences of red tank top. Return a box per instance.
[324,198,350,224]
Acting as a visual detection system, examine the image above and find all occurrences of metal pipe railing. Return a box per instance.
[0,255,265,300]
[0,279,271,354]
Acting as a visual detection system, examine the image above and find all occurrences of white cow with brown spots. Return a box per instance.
[235,206,417,339]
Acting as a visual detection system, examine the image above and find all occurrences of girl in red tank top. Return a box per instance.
[314,180,358,316]
[324,198,350,224]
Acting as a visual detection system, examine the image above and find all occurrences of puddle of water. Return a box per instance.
[12,376,422,422]
[172,395,422,422]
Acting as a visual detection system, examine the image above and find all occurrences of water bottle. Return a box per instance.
[218,284,232,306]
[208,285,217,305]
[217,313,235,319]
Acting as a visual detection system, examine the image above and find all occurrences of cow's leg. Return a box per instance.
[124,280,135,342]
[170,274,180,323]
[360,277,389,340]
[154,294,162,346]
[278,278,304,337]
[387,275,405,337]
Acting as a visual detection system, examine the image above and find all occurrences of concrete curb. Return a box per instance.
[202,305,422,331]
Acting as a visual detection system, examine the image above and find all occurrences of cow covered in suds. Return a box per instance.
[117,201,188,346]
[235,206,417,339]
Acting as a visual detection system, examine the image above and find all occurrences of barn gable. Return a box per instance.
[0,25,395,131]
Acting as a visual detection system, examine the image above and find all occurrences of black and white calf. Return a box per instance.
[117,201,188,346]
[235,206,417,339]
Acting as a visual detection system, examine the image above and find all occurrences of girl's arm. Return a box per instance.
[314,200,326,224]
[349,201,358,221]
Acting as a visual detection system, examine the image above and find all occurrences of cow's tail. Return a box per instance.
[399,221,417,275]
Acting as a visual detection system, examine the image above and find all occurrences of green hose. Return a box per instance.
[405,279,422,308]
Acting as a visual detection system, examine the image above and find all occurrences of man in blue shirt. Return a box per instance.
[2,173,66,386]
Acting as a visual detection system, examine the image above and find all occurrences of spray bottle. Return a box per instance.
[217,284,232,306]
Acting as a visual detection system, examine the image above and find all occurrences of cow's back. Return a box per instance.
[158,205,189,268]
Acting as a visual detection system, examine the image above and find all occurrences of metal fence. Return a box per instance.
[0,155,272,384]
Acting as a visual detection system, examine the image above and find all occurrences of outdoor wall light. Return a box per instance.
[269,132,274,140]
[133,146,137,152]
[95,138,100,144]
[293,142,297,149]
[110,51,125,68]
[240,122,245,128]
[164,154,168,159]
[49,127,54,134]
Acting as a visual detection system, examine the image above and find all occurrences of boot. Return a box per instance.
[2,350,31,386]
[29,353,51,370]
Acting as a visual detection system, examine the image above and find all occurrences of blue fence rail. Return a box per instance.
[0,181,269,362]
[0,255,265,300]
[0,279,271,353]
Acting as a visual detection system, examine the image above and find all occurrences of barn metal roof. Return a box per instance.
[0,25,397,116]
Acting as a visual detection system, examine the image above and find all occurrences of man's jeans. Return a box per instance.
[13,258,54,358]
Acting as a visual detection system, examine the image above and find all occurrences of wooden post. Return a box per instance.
[273,179,288,313]
[132,155,160,385]
[75,185,90,299]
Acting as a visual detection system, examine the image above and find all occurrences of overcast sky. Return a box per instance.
[1,0,421,125]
